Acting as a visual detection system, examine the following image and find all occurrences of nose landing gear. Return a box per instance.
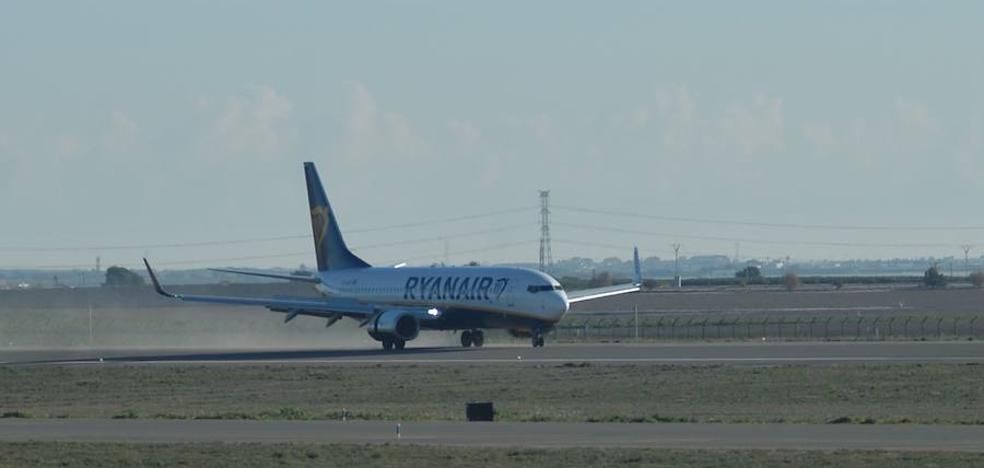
[460,330,485,348]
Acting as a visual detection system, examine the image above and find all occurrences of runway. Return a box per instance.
[3,341,983,366]
[0,420,982,451]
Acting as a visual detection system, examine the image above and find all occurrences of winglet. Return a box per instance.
[143,258,177,298]
[633,246,642,286]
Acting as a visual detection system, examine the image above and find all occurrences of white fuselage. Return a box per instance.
[314,266,570,323]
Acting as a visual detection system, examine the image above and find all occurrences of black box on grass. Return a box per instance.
[466,402,494,422]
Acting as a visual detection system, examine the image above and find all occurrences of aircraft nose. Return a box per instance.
[553,291,570,316]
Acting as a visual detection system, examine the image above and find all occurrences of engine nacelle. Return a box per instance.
[368,309,420,342]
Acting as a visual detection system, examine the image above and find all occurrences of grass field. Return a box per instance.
[1,442,982,468]
[2,363,981,424]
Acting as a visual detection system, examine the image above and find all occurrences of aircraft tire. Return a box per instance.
[471,330,484,348]
[395,340,406,350]
[382,339,394,351]
[460,330,473,348]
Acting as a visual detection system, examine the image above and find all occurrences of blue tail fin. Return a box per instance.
[304,162,371,271]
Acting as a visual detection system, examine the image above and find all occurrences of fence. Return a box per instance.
[553,314,983,342]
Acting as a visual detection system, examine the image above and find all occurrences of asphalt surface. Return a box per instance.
[2,341,983,366]
[0,420,981,451]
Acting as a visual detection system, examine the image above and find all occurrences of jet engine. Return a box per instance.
[368,309,420,342]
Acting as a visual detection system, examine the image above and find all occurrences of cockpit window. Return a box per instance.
[527,284,564,293]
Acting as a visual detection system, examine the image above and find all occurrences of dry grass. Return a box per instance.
[1,363,982,424]
[0,443,981,468]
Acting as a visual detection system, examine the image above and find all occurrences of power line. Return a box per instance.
[671,243,682,287]
[551,239,751,259]
[4,251,314,271]
[552,239,633,251]
[348,206,537,234]
[0,207,537,252]
[539,190,553,272]
[553,205,984,232]
[352,224,534,251]
[554,222,973,249]
[107,238,702,269]
[376,240,541,265]
[0,235,308,252]
[6,229,539,271]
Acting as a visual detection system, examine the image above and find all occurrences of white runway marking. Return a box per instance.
[8,343,982,367]
[53,356,984,366]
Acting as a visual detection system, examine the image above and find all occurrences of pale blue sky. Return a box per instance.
[2,1,983,269]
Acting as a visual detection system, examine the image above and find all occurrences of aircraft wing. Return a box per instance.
[144,259,372,319]
[566,283,641,303]
[209,267,321,284]
[566,246,643,304]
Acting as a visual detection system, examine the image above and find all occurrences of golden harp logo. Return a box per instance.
[310,206,330,266]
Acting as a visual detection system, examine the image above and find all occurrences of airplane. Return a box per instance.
[143,162,642,350]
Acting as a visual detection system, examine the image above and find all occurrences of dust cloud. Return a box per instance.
[0,286,460,350]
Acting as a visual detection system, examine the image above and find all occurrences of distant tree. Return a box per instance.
[970,271,984,289]
[559,276,591,290]
[735,266,761,279]
[467,261,480,267]
[922,266,947,289]
[104,266,145,287]
[589,271,614,288]
[600,256,623,266]
[782,272,800,291]
[641,278,660,290]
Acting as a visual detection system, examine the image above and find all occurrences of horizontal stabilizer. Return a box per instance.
[209,267,321,284]
[143,258,371,319]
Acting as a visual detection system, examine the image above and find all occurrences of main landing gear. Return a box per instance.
[460,330,485,348]
[381,338,406,351]
[531,331,545,348]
